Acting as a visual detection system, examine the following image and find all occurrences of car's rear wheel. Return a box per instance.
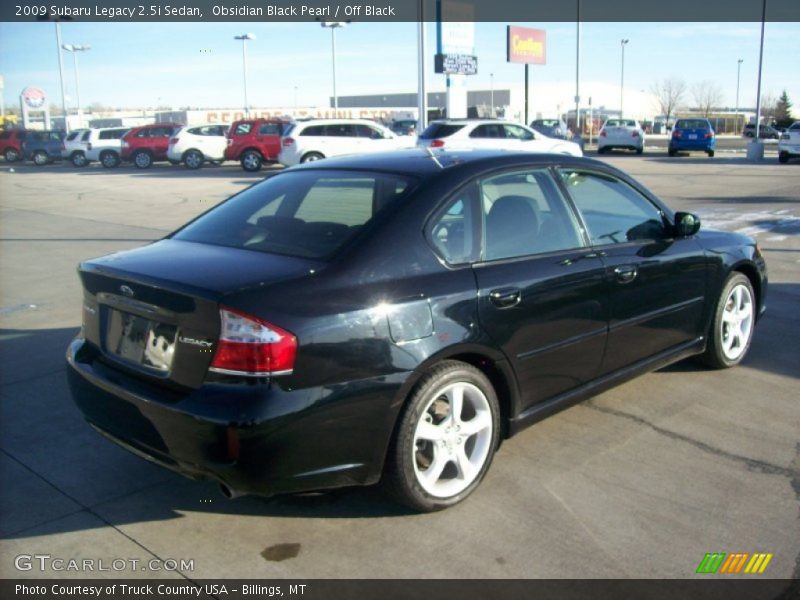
[100,151,120,168]
[32,150,49,166]
[700,273,756,369]
[597,146,606,155]
[384,360,500,512]
[301,152,324,163]
[707,150,715,157]
[779,151,790,164]
[668,148,677,157]
[240,150,263,172]
[183,150,204,169]
[4,148,20,162]
[636,147,644,155]
[71,151,88,167]
[133,150,152,169]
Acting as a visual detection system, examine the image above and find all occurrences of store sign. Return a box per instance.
[507,26,546,65]
[435,53,478,76]
[21,86,47,109]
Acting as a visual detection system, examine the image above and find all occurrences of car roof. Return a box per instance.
[293,118,388,126]
[284,148,600,179]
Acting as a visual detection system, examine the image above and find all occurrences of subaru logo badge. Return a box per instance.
[120,285,134,298]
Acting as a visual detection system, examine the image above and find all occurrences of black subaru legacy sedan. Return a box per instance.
[67,149,767,512]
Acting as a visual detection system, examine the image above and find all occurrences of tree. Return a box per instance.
[650,77,687,128]
[774,90,794,127]
[691,80,724,117]
[760,91,777,123]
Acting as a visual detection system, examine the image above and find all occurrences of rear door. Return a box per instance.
[255,121,283,159]
[151,126,175,158]
[557,168,709,373]
[471,168,608,412]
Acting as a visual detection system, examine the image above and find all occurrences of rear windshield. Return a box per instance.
[534,120,559,127]
[605,119,637,127]
[173,170,415,259]
[419,123,466,139]
[676,119,711,129]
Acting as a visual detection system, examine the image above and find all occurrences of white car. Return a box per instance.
[62,129,91,167]
[778,122,800,164]
[278,119,413,166]
[84,127,130,168]
[167,124,229,169]
[416,119,583,156]
[597,118,645,154]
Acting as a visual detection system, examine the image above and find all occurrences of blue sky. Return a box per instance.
[0,21,798,113]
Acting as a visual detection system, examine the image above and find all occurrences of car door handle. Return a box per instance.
[489,287,522,309]
[613,265,638,284]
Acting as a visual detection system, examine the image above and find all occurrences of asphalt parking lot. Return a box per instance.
[0,153,798,580]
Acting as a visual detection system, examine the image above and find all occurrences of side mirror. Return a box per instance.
[675,212,701,237]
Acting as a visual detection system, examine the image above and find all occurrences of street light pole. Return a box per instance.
[735,58,743,134]
[54,23,68,132]
[620,39,629,117]
[61,44,90,127]
[490,73,494,117]
[321,22,348,113]
[234,33,255,117]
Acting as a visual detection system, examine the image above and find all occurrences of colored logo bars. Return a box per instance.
[696,552,773,574]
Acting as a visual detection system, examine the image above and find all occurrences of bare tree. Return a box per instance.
[760,91,777,124]
[650,78,687,129]
[691,81,724,117]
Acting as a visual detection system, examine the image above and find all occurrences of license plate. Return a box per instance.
[106,310,177,371]
[688,134,698,139]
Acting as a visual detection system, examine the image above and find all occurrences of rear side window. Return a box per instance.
[66,131,81,141]
[233,123,253,135]
[470,124,505,139]
[299,125,326,136]
[257,122,282,135]
[81,131,91,141]
[49,132,62,141]
[99,129,127,140]
[173,170,415,259]
[419,123,465,139]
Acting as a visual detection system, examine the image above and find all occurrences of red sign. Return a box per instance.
[21,86,46,109]
[507,26,546,65]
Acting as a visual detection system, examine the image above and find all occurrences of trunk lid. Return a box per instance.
[78,239,322,389]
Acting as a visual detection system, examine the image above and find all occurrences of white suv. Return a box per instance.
[778,121,800,164]
[84,127,130,168]
[62,129,91,167]
[167,124,229,169]
[416,119,583,156]
[278,119,413,166]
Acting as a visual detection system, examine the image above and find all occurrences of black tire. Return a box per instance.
[100,150,120,168]
[32,150,50,166]
[707,150,715,157]
[4,148,20,162]
[383,360,500,512]
[183,149,204,170]
[668,148,677,157]
[700,273,756,369]
[71,151,88,167]
[240,150,263,172]
[300,152,324,163]
[133,150,153,169]
[168,159,181,166]
[778,152,789,164]
[636,147,644,155]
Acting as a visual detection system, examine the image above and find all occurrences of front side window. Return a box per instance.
[233,123,253,136]
[503,124,534,140]
[480,170,585,261]
[470,124,505,139]
[558,170,667,245]
[173,170,415,259]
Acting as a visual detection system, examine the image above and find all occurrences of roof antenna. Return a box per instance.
[424,146,444,169]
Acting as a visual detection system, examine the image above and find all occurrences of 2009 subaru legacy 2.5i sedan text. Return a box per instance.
[66,149,767,512]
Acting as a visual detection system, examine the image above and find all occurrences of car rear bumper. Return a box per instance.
[670,140,715,151]
[66,337,404,497]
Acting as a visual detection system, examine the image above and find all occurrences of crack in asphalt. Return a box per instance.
[584,400,797,479]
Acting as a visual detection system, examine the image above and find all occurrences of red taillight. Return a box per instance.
[282,137,294,147]
[430,139,445,148]
[632,131,640,138]
[672,131,682,139]
[210,307,296,376]
[169,137,179,145]
[599,131,607,138]
[704,132,714,139]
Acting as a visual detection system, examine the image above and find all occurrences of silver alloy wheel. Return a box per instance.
[72,152,87,167]
[184,151,203,169]
[302,153,322,162]
[720,283,754,361]
[412,381,493,498]
[242,152,261,170]
[33,151,48,165]
[5,148,19,162]
[101,152,118,168]
[134,152,151,168]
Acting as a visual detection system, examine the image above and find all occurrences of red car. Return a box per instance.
[225,119,289,171]
[0,129,29,162]
[121,123,183,169]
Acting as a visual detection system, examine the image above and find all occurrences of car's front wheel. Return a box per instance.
[700,273,756,369]
[32,150,50,166]
[133,150,153,169]
[384,360,500,512]
[71,151,88,167]
[707,150,715,157]
[301,152,324,163]
[183,150,204,169]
